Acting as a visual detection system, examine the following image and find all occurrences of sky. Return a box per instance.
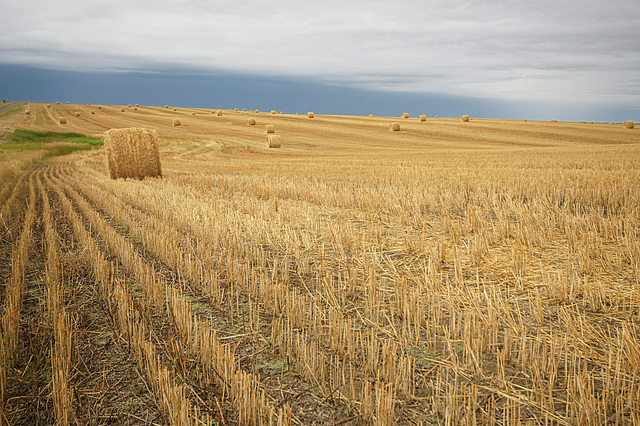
[1,0,639,121]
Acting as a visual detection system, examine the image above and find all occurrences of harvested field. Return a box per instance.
[0,103,639,424]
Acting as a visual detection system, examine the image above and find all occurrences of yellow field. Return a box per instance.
[0,102,639,424]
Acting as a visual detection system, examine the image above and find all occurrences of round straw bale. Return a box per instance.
[135,104,139,107]
[280,111,284,114]
[265,135,281,148]
[75,112,80,117]
[270,110,277,114]
[59,117,67,124]
[67,102,70,105]
[134,107,138,111]
[435,116,438,118]
[418,115,427,122]
[234,108,238,111]
[121,109,125,112]
[88,102,92,105]
[191,112,196,115]
[104,128,162,180]
[47,104,51,108]
[460,115,470,122]
[91,111,96,115]
[369,114,373,117]
[173,119,181,126]
[56,102,60,105]
[25,109,31,115]
[165,105,169,108]
[128,104,132,107]
[247,118,256,125]
[243,108,247,112]
[401,113,409,118]
[265,124,275,133]
[389,122,400,132]
[173,108,177,111]
[217,111,223,116]
[307,112,314,118]
[524,119,528,122]
[255,110,260,113]
[624,121,635,129]
[98,106,102,109]
[552,119,558,123]
[580,121,586,124]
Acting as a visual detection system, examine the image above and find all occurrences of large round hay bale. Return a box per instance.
[401,113,409,118]
[624,121,635,129]
[460,115,470,122]
[90,111,96,115]
[418,115,427,122]
[74,112,80,117]
[266,135,281,148]
[389,122,400,132]
[173,119,181,126]
[104,128,162,180]
[59,117,67,124]
[247,118,256,125]
[307,112,314,118]
[265,124,275,133]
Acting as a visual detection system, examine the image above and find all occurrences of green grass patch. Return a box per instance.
[6,129,103,146]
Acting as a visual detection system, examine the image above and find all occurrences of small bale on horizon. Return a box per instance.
[624,121,635,129]
[401,113,409,118]
[265,124,275,133]
[552,119,558,123]
[460,115,470,122]
[266,135,281,148]
[217,111,223,116]
[389,122,400,132]
[307,112,314,118]
[418,115,427,122]
[270,110,277,114]
[104,128,162,180]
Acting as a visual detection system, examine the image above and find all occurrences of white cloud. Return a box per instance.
[1,0,639,103]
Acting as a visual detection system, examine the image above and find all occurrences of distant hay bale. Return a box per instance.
[74,112,80,117]
[401,113,409,118]
[91,111,96,115]
[271,110,277,114]
[134,107,138,111]
[369,114,373,117]
[88,102,92,105]
[265,135,281,148]
[59,117,67,124]
[460,115,470,122]
[47,104,51,108]
[435,116,438,119]
[255,109,260,113]
[247,118,256,125]
[25,109,31,115]
[624,121,635,129]
[104,128,162,180]
[121,109,125,112]
[211,110,216,114]
[280,111,284,114]
[307,112,314,118]
[173,119,181,126]
[243,108,247,112]
[56,102,60,105]
[418,115,427,122]
[165,105,169,108]
[265,124,275,133]
[173,108,177,111]
[191,112,196,115]
[97,106,102,109]
[524,119,528,122]
[135,104,139,107]
[580,121,586,124]
[389,122,400,132]
[234,108,238,111]
[128,104,132,107]
[552,119,558,123]
[67,102,70,105]
[217,111,222,116]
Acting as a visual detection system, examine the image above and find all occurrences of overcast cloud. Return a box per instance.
[2,0,639,107]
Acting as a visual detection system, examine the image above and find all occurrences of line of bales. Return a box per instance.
[14,101,636,181]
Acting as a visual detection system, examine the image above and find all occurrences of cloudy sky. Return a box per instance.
[2,0,639,121]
